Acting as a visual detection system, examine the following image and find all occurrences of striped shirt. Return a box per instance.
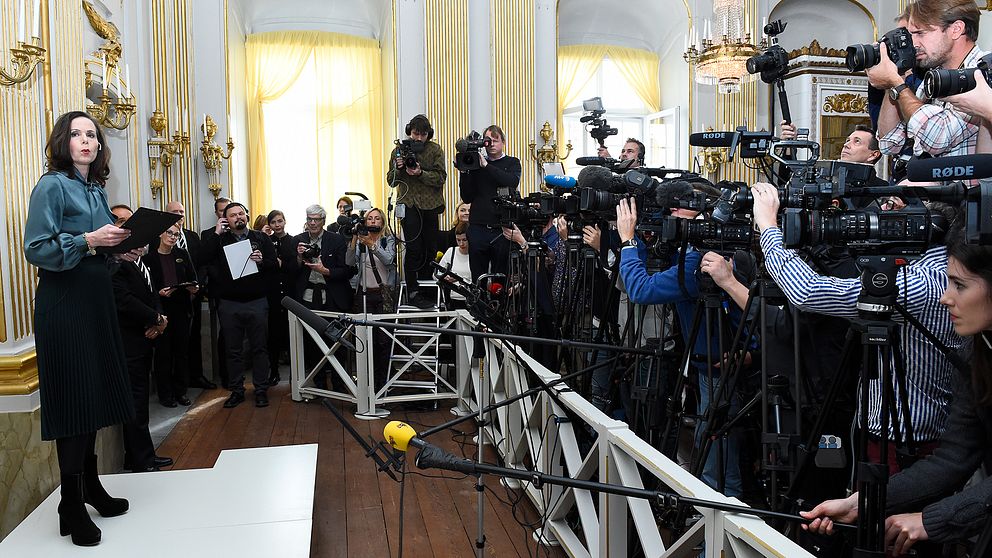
[759,227,961,442]
[878,46,988,158]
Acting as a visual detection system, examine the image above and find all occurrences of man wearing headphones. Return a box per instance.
[387,114,447,309]
[596,137,645,169]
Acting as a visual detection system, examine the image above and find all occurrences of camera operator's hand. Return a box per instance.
[616,198,638,242]
[866,42,904,90]
[944,70,992,121]
[405,161,423,176]
[700,252,734,286]
[358,232,376,248]
[394,155,405,170]
[885,513,929,557]
[800,493,858,535]
[582,224,601,253]
[304,260,328,276]
[502,224,526,249]
[555,216,568,240]
[478,148,489,169]
[751,183,781,232]
[779,120,797,140]
[215,217,229,236]
[296,242,308,257]
[597,146,612,159]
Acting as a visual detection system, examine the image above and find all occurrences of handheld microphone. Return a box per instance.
[689,131,737,148]
[905,154,992,181]
[544,174,577,188]
[575,156,616,166]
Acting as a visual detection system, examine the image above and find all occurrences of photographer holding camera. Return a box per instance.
[750,182,962,473]
[458,124,522,281]
[616,183,748,498]
[387,115,447,309]
[874,0,986,159]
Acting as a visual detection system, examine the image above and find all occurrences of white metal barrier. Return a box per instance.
[289,309,813,557]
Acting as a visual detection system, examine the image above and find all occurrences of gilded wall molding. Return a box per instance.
[788,40,846,60]
[0,351,39,396]
[823,92,868,114]
[491,0,537,195]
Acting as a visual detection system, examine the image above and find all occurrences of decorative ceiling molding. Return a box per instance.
[788,40,846,60]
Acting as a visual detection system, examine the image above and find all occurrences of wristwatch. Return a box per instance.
[889,83,909,102]
[83,232,96,256]
[155,314,165,327]
[621,238,638,248]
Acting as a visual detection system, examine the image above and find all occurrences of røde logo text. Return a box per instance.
[702,133,727,139]
[931,166,974,179]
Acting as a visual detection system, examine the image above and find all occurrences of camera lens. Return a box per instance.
[746,53,773,75]
[923,68,977,98]
[845,43,879,72]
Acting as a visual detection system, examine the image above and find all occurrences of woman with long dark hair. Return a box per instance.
[801,228,992,557]
[24,111,143,546]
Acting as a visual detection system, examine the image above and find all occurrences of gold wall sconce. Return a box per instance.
[198,114,234,199]
[698,127,726,176]
[1,0,45,87]
[528,121,572,187]
[84,49,135,130]
[146,108,190,199]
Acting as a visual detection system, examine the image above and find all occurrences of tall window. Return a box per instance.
[562,57,649,175]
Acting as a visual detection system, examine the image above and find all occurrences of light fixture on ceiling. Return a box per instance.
[683,0,764,94]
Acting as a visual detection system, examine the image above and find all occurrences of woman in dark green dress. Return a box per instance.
[23,111,142,546]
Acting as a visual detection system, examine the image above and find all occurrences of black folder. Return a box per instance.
[99,207,182,254]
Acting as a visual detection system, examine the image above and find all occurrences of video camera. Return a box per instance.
[394,138,425,169]
[923,53,992,99]
[580,97,618,147]
[453,130,493,172]
[846,27,916,74]
[906,154,992,245]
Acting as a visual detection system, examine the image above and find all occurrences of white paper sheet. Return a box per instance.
[223,239,258,279]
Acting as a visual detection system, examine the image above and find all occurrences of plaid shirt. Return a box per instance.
[878,46,988,158]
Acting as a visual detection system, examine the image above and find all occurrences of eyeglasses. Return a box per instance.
[164,230,181,238]
[305,216,325,223]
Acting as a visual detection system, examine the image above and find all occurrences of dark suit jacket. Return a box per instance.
[112,260,162,348]
[291,230,354,312]
[145,247,197,316]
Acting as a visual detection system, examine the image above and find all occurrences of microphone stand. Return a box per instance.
[408,441,857,532]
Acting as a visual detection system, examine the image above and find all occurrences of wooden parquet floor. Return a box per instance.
[157,383,568,558]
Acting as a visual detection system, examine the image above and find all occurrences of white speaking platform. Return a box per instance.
[1,444,318,557]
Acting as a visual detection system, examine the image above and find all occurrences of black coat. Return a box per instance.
[292,230,354,312]
[201,228,278,302]
[145,247,197,316]
[112,259,162,342]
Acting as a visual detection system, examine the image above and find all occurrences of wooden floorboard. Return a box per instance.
[161,385,566,557]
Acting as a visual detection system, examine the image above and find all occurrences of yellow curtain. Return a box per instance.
[556,44,607,145]
[246,31,384,215]
[605,45,661,112]
[246,31,318,213]
[556,44,661,143]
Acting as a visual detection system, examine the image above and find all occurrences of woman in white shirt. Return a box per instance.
[437,222,471,308]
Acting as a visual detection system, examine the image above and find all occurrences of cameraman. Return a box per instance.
[596,137,645,168]
[875,0,987,158]
[616,185,747,498]
[750,182,962,473]
[459,124,522,281]
[387,115,447,309]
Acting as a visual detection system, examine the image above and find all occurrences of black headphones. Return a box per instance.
[405,114,434,141]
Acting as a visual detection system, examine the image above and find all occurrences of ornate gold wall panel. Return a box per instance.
[425,0,470,226]
[491,0,537,196]
[0,352,39,395]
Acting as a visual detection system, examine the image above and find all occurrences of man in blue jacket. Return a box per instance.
[616,192,746,497]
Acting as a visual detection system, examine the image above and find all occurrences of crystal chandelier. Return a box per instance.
[683,0,763,94]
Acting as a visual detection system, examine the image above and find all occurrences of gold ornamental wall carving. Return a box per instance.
[788,40,846,60]
[823,93,868,114]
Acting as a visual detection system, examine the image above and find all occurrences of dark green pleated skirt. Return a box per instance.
[34,256,134,440]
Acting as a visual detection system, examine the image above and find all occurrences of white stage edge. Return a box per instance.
[1,444,318,557]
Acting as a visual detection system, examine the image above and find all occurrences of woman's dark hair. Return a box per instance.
[252,214,268,231]
[46,111,111,184]
[454,221,468,236]
[267,209,285,224]
[946,222,992,404]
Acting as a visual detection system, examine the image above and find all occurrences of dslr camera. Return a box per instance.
[923,53,992,98]
[846,27,916,73]
[453,130,492,172]
[301,243,321,260]
[394,138,425,168]
[746,20,790,83]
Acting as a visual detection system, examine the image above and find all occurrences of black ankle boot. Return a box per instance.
[58,474,101,546]
[82,455,128,517]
